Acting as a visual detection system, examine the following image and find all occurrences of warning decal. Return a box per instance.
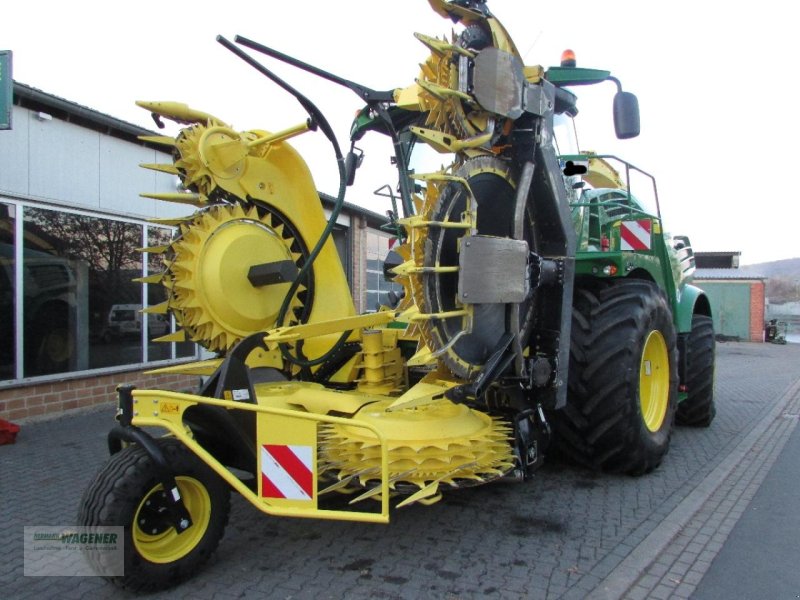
[620,219,652,251]
[260,444,314,500]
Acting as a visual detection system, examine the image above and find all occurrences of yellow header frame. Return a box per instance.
[129,389,390,524]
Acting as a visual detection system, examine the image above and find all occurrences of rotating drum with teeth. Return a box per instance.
[163,202,311,352]
[416,156,536,379]
[319,398,514,498]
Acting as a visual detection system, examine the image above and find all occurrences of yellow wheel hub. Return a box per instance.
[167,203,305,351]
[133,476,210,564]
[639,330,669,432]
[320,399,513,492]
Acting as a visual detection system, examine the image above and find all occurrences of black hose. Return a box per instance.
[216,36,350,368]
[279,329,353,368]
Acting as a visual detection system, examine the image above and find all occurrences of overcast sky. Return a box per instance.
[3,0,798,265]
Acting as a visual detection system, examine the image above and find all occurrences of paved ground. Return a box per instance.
[692,420,800,600]
[1,341,799,599]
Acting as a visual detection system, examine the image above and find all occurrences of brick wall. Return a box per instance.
[749,280,766,342]
[0,370,200,423]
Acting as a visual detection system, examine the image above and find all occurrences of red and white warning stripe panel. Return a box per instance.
[619,219,652,251]
[260,444,314,500]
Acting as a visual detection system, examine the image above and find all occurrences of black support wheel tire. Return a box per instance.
[551,279,679,475]
[676,314,716,427]
[77,437,231,592]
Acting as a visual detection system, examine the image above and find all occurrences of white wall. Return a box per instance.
[0,104,187,219]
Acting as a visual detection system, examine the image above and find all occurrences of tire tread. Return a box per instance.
[676,314,716,427]
[550,279,678,475]
[77,438,230,592]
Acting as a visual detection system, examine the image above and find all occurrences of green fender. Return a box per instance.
[674,284,711,334]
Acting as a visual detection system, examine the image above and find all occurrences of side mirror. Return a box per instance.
[613,91,640,139]
[344,147,364,186]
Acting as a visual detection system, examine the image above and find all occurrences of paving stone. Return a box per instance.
[682,569,705,586]
[624,585,651,600]
[636,574,660,589]
[647,561,669,578]
[648,583,676,600]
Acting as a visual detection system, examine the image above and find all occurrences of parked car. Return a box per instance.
[103,304,169,341]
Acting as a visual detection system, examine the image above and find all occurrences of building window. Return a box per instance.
[145,226,195,359]
[0,203,15,380]
[146,227,173,362]
[0,201,197,383]
[365,230,403,312]
[23,206,145,375]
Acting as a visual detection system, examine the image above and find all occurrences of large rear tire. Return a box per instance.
[78,438,230,592]
[676,314,716,427]
[551,279,678,475]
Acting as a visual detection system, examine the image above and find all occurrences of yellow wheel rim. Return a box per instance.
[132,476,211,564]
[639,330,669,432]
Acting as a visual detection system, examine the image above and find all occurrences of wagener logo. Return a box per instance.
[24,526,124,577]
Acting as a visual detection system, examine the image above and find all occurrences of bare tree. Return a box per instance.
[25,207,143,321]
[767,277,800,304]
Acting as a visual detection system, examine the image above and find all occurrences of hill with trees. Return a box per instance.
[739,258,800,303]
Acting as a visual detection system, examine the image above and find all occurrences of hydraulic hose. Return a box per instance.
[217,36,352,367]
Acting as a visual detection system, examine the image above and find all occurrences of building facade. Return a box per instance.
[694,253,766,342]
